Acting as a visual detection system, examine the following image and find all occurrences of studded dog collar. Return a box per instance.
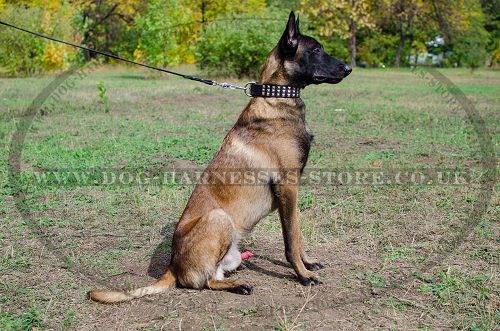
[246,83,301,98]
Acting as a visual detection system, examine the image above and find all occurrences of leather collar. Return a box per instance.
[246,83,301,98]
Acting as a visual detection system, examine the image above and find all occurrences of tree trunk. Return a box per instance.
[395,23,405,67]
[407,35,414,66]
[349,20,357,67]
[201,1,206,32]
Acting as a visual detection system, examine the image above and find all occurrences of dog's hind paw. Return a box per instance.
[231,284,253,295]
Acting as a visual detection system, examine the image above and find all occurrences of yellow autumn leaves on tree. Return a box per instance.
[0,0,498,75]
[301,0,375,39]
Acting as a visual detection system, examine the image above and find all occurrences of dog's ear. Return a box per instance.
[296,14,300,34]
[279,11,299,57]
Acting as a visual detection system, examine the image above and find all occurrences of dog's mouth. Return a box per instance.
[312,75,343,84]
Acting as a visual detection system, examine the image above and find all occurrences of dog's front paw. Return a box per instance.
[298,273,323,286]
[304,261,324,271]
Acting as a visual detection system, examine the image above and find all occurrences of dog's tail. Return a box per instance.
[88,269,176,304]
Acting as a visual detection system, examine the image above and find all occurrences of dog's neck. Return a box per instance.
[259,47,293,87]
[255,47,305,111]
[246,48,305,120]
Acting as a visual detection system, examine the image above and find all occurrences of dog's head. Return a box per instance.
[263,11,352,88]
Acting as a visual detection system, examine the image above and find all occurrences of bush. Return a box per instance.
[134,0,196,66]
[0,3,76,76]
[358,32,398,67]
[452,26,489,70]
[195,10,286,78]
[0,5,45,76]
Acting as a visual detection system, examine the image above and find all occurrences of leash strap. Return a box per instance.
[0,20,301,98]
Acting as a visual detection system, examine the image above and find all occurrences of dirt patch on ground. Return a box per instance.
[70,238,403,330]
[1,69,497,330]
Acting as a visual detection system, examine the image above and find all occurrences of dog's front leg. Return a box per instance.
[301,252,324,271]
[275,184,322,286]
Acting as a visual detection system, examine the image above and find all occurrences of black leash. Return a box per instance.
[0,20,301,98]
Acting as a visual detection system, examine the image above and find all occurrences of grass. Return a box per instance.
[0,66,498,329]
[417,268,497,330]
[0,306,44,331]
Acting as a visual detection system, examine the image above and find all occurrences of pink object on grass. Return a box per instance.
[241,251,254,260]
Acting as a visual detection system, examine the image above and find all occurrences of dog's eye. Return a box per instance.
[312,47,321,54]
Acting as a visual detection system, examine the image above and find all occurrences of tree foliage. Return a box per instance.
[373,0,427,67]
[195,9,283,77]
[446,0,490,69]
[73,0,145,58]
[482,0,500,66]
[0,0,76,76]
[300,0,375,66]
[0,0,498,75]
[134,0,195,66]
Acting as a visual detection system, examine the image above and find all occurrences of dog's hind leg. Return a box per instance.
[173,209,240,289]
[176,209,251,295]
[206,278,253,295]
[218,240,242,275]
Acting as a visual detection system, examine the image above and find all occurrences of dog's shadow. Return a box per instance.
[147,223,175,279]
[244,256,295,280]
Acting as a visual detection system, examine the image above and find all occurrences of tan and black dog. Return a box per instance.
[89,11,351,303]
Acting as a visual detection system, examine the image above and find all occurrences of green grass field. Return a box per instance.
[0,67,498,330]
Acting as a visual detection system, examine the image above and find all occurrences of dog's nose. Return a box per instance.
[344,65,352,76]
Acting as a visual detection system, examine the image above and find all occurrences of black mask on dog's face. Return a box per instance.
[278,11,352,88]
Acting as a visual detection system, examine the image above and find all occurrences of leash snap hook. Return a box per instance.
[244,82,256,97]
[215,81,246,90]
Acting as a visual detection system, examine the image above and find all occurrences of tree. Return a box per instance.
[134,0,195,66]
[481,0,500,66]
[428,0,489,69]
[450,1,489,69]
[134,0,266,67]
[427,0,480,43]
[300,0,375,67]
[373,0,425,67]
[185,0,266,28]
[195,9,284,77]
[0,0,76,75]
[74,0,146,59]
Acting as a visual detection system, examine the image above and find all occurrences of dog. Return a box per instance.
[89,11,352,303]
